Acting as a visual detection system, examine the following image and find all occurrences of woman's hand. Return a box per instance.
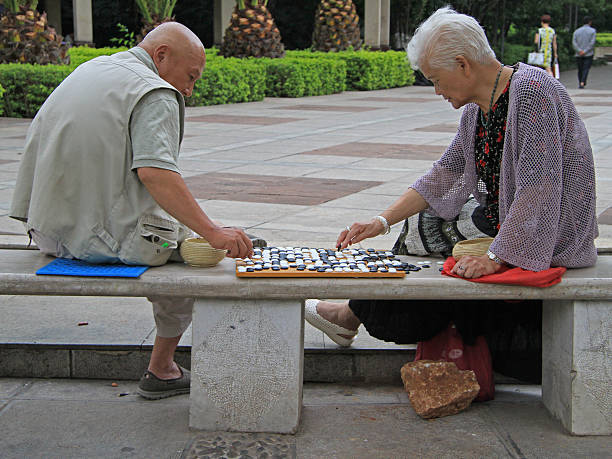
[451,254,503,279]
[336,219,384,250]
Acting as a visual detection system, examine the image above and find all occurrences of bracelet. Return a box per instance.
[374,215,390,235]
[486,249,505,265]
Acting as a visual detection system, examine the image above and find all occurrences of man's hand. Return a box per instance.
[336,218,384,250]
[451,254,503,279]
[206,226,253,259]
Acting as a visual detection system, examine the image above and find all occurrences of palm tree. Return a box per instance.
[221,0,284,58]
[312,0,361,52]
[135,0,177,41]
[0,0,69,64]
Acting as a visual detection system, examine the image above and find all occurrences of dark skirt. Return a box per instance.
[348,298,542,383]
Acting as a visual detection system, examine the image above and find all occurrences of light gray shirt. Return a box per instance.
[572,24,596,57]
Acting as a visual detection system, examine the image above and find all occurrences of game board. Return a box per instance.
[235,246,433,278]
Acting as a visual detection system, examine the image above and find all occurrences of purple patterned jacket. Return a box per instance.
[412,63,598,271]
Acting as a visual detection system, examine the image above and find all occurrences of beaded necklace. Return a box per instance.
[479,65,504,130]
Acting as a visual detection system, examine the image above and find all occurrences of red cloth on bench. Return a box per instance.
[442,257,566,287]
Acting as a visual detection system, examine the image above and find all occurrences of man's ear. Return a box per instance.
[152,44,170,67]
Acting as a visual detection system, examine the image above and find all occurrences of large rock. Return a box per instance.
[400,360,480,419]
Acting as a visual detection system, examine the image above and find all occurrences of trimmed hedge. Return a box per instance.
[285,50,414,90]
[596,33,612,47]
[262,58,346,97]
[67,46,128,68]
[187,58,266,107]
[0,46,414,117]
[0,82,5,116]
[0,64,72,118]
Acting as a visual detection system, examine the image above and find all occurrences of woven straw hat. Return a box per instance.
[179,237,227,267]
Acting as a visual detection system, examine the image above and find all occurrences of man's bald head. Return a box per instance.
[139,22,204,57]
[138,22,206,97]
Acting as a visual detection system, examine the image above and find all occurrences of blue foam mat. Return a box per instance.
[36,258,149,278]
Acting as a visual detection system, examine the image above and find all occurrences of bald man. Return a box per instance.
[11,22,253,399]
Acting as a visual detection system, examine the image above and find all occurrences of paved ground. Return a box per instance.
[1,64,611,457]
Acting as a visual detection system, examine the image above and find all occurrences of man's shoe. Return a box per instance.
[137,366,190,400]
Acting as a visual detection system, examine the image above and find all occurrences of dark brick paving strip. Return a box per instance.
[272,104,380,112]
[300,142,444,160]
[598,207,612,225]
[411,123,459,133]
[0,159,17,165]
[184,172,382,206]
[186,115,304,125]
[353,97,437,103]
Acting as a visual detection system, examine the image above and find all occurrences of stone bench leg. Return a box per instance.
[542,300,612,435]
[189,298,303,433]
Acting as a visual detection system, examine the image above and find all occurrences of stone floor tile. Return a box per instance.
[271,104,383,113]
[411,122,460,133]
[303,166,411,182]
[319,192,400,211]
[352,96,439,104]
[299,142,444,161]
[186,114,304,125]
[597,206,612,225]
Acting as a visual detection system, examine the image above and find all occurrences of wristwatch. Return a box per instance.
[486,249,505,265]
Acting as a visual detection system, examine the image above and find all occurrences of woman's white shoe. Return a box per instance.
[304,299,357,347]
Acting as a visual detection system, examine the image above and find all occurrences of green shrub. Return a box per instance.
[0,82,5,116]
[187,58,266,107]
[263,58,346,97]
[68,46,128,68]
[342,51,412,90]
[596,33,612,47]
[498,43,533,66]
[0,47,415,117]
[286,50,414,90]
[0,64,72,118]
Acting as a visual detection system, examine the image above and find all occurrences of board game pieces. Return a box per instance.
[235,246,430,278]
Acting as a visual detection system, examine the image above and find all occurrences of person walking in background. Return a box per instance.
[573,16,597,89]
[534,14,557,76]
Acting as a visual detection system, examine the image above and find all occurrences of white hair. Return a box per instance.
[406,6,496,71]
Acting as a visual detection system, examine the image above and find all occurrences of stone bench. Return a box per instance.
[1,249,610,435]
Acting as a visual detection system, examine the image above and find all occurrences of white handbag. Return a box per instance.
[528,52,544,67]
[528,32,545,67]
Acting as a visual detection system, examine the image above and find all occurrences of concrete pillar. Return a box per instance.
[380,0,390,49]
[542,300,612,435]
[214,0,235,47]
[72,0,93,45]
[190,298,303,433]
[364,0,381,49]
[45,0,62,36]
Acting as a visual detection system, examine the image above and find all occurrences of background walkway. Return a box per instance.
[0,64,611,457]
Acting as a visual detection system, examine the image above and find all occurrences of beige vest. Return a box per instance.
[10,49,187,265]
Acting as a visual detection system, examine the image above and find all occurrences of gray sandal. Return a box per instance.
[137,365,190,400]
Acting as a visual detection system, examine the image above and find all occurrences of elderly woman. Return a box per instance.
[305,7,597,383]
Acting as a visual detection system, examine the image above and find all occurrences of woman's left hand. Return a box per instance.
[452,254,503,279]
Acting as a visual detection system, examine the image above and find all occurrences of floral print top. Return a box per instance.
[475,65,518,231]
